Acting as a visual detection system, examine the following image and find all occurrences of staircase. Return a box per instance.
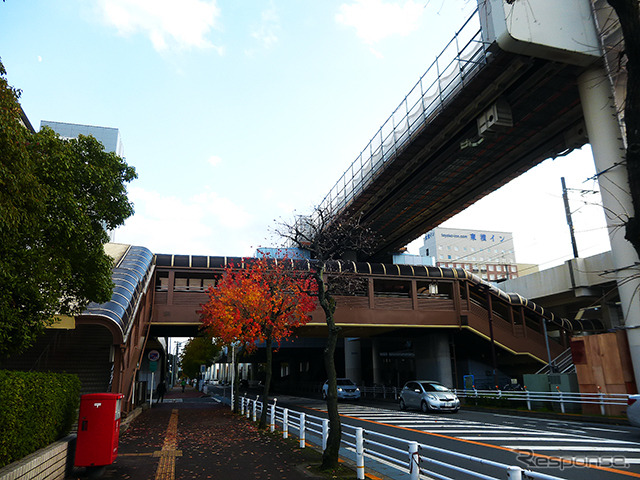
[1,324,113,394]
[536,348,576,374]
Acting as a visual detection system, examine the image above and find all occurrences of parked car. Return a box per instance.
[399,380,460,413]
[322,378,361,400]
[627,394,640,427]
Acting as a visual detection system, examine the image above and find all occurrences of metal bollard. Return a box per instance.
[355,427,365,480]
[322,419,329,450]
[300,413,306,448]
[283,409,289,439]
[525,387,531,411]
[246,399,251,419]
[598,386,606,416]
[506,465,523,480]
[408,442,419,480]
[240,397,245,415]
[557,387,565,414]
[252,399,257,422]
[270,403,276,433]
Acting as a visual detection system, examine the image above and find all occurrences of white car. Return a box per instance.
[628,394,640,427]
[322,378,361,400]
[399,380,460,413]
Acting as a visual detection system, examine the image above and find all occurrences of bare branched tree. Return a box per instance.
[276,207,378,470]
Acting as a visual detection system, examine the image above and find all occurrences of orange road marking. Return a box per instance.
[365,473,384,480]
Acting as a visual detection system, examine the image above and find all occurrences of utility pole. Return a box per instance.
[561,177,579,258]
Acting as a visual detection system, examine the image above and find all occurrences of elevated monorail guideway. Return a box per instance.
[318,2,601,260]
[317,0,640,390]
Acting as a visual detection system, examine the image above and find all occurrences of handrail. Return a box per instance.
[455,387,629,415]
[318,8,487,219]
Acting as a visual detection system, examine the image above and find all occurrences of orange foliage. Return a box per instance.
[200,258,317,352]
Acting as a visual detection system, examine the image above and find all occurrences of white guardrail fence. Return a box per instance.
[454,387,630,416]
[359,385,630,416]
[238,395,569,480]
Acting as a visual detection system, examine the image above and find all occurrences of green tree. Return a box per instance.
[0,60,137,359]
[179,336,221,379]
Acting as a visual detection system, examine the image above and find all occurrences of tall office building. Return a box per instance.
[41,121,125,242]
[419,227,518,281]
[40,120,124,157]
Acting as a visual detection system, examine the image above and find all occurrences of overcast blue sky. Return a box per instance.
[1,0,611,269]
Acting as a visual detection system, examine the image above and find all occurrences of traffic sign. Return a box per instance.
[148,350,160,361]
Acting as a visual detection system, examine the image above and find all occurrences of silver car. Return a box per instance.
[399,380,460,413]
[322,378,361,400]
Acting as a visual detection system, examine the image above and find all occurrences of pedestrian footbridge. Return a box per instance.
[152,254,570,369]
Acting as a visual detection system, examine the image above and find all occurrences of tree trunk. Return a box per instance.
[233,349,241,414]
[259,335,273,429]
[607,0,640,256]
[318,273,342,471]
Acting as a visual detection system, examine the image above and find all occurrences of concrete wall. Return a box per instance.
[0,436,75,480]
[499,252,613,300]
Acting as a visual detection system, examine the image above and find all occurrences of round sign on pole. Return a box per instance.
[148,350,160,362]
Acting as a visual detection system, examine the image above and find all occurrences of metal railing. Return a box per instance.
[455,387,629,415]
[360,385,399,400]
[318,8,488,219]
[239,395,568,480]
[536,348,576,375]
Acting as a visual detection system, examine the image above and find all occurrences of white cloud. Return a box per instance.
[246,3,280,55]
[336,0,424,44]
[207,155,222,167]
[96,0,222,52]
[114,186,255,256]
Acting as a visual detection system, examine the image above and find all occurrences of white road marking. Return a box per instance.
[509,446,640,452]
[583,426,629,433]
[462,436,633,443]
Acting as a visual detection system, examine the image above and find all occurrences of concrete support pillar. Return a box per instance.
[371,338,383,385]
[579,68,640,386]
[413,333,453,387]
[344,338,362,383]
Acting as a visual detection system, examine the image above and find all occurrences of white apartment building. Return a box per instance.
[419,227,518,281]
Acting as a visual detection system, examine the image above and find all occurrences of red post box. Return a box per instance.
[74,393,124,467]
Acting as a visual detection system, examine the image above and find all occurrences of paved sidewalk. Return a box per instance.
[83,386,329,480]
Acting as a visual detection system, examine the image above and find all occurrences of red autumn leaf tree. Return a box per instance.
[200,256,316,428]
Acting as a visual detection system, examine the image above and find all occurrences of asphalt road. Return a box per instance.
[270,394,640,480]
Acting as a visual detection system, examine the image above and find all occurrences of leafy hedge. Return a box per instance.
[0,370,81,468]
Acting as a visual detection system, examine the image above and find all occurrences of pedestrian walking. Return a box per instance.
[181,378,186,393]
[156,381,166,403]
